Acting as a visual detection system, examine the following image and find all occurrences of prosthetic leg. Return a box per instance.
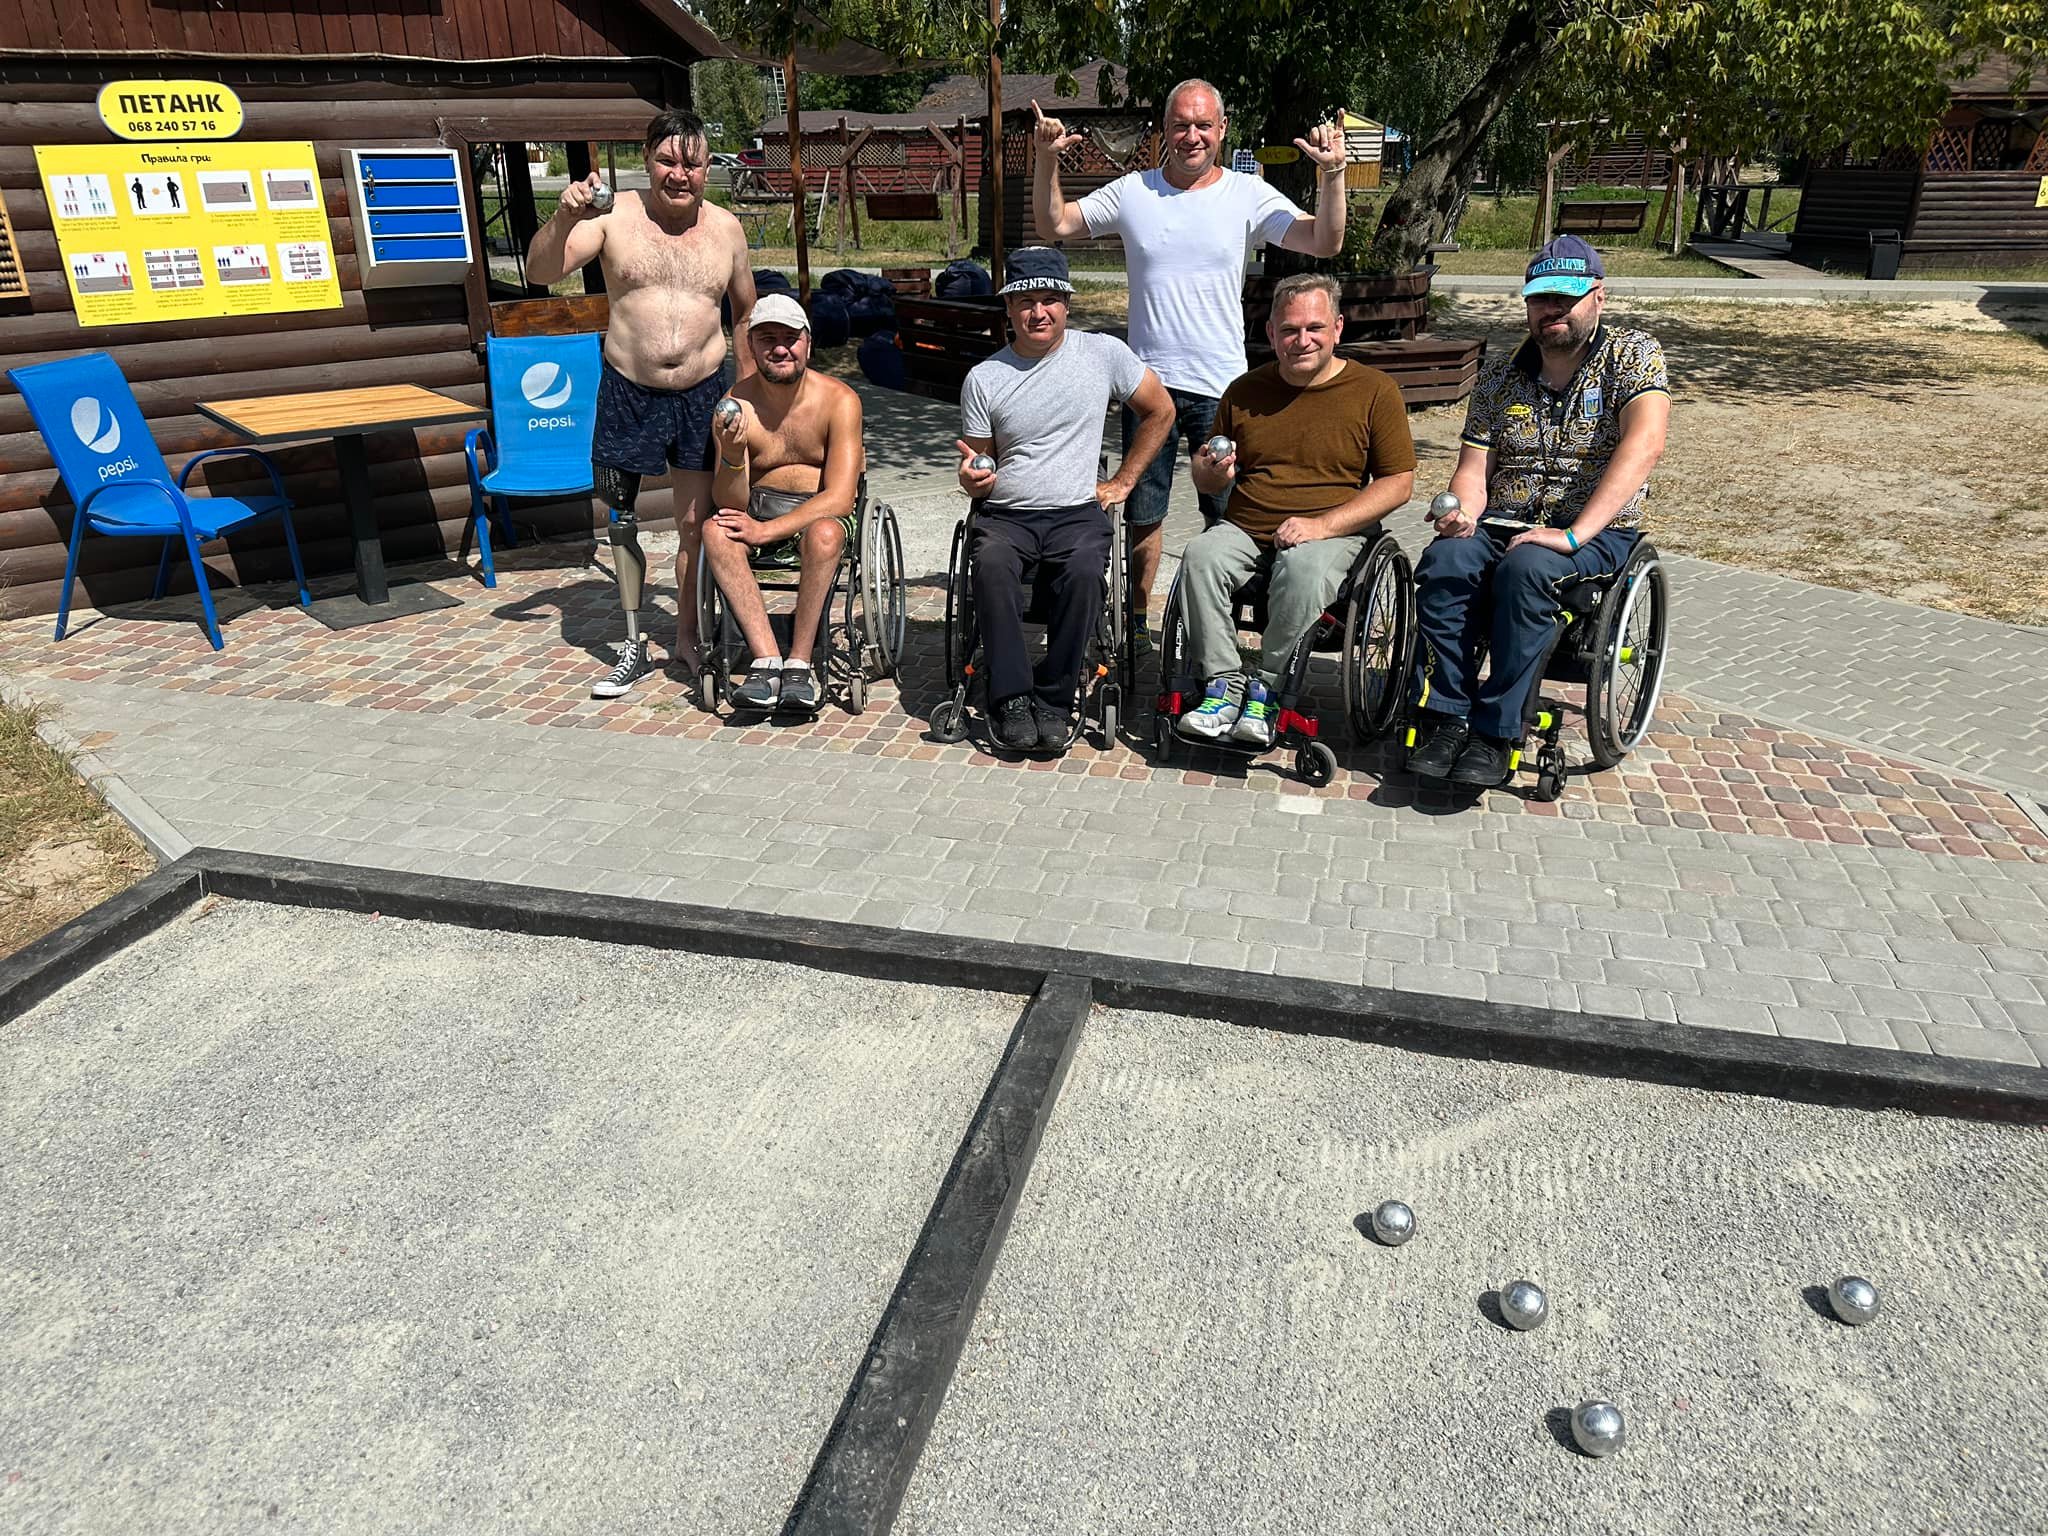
[592,464,653,699]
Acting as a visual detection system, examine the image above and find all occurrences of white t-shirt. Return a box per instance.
[961,330,1148,512]
[1078,167,1305,399]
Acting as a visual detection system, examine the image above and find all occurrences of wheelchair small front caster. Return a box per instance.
[1297,741,1337,787]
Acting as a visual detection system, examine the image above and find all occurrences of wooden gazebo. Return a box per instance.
[1791,55,2048,272]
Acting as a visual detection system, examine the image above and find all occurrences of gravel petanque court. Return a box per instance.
[897,1008,2048,1536]
[0,901,1021,1535]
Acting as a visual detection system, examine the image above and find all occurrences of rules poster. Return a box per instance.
[35,141,342,327]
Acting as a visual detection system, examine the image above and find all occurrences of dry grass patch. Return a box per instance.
[0,699,152,959]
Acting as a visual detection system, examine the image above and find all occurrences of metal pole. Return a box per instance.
[787,48,809,300]
[986,0,1004,288]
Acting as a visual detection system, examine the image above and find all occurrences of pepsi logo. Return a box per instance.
[70,396,121,455]
[520,362,573,410]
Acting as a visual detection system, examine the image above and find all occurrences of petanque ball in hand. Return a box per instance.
[1429,491,1462,519]
[1500,1279,1549,1331]
[714,398,742,426]
[590,182,615,212]
[1369,1199,1415,1246]
[1570,1400,1626,1458]
[1204,435,1234,460]
[970,454,996,473]
[1828,1275,1881,1326]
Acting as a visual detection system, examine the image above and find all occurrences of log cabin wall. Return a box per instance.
[0,1,710,618]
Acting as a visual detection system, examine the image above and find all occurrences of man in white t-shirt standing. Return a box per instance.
[1031,80,1347,645]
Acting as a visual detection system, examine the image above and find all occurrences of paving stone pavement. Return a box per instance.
[5,382,2047,1073]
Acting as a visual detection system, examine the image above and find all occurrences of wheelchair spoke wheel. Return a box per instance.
[1341,541,1413,742]
[861,502,908,677]
[1586,555,1669,769]
[943,519,972,688]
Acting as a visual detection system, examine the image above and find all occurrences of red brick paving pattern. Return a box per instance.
[7,547,2044,865]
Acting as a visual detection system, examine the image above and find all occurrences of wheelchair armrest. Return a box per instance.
[178,446,288,503]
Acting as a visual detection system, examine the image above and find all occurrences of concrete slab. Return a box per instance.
[1,900,1023,1534]
[901,1007,2048,1534]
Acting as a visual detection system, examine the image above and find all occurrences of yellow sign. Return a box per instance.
[36,142,340,328]
[1254,146,1301,166]
[2037,175,2048,209]
[97,80,245,141]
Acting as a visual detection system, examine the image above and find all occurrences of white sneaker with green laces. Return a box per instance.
[1178,673,1245,740]
[1232,678,1276,748]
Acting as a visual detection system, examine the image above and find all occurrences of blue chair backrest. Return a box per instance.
[485,332,601,476]
[6,352,174,518]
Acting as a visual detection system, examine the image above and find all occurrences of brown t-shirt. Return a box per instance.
[1212,360,1417,545]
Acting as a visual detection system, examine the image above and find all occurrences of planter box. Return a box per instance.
[1242,266,1433,343]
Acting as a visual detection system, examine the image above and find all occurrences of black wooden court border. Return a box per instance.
[4,850,2046,1535]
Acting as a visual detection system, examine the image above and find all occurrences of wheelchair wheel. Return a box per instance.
[860,501,908,677]
[931,697,968,744]
[943,518,973,689]
[1584,552,1670,770]
[1105,516,1128,685]
[694,542,733,714]
[1296,741,1337,788]
[1340,537,1415,742]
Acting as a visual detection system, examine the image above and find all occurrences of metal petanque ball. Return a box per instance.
[589,181,615,213]
[1429,491,1462,521]
[969,454,997,473]
[1828,1275,1881,1326]
[1203,435,1235,460]
[713,397,743,427]
[1369,1199,1416,1247]
[1500,1279,1549,1331]
[1570,1399,1627,1458]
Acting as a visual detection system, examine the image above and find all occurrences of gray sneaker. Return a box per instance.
[591,637,652,699]
[1178,673,1245,740]
[732,663,781,710]
[777,663,822,714]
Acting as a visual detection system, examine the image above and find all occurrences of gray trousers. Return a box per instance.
[1181,520,1364,686]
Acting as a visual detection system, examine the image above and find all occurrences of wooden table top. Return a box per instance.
[196,383,485,444]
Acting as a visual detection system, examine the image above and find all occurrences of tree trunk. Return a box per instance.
[1370,2,1556,272]
[1259,66,1320,278]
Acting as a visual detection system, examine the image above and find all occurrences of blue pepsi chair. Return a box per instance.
[464,332,601,588]
[6,351,310,650]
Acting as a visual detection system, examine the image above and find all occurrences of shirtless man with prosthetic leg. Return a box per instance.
[526,109,757,697]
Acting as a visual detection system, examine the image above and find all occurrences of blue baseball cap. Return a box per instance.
[1523,235,1604,298]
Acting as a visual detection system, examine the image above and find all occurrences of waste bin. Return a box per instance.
[1867,228,1902,281]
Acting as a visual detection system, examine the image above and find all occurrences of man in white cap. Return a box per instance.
[702,292,865,714]
[1031,80,1346,641]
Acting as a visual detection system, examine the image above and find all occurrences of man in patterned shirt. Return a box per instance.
[1406,236,1671,787]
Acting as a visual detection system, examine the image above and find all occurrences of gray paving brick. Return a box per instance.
[1610,933,1708,967]
[1881,961,1995,998]
[1697,969,1798,1007]
[1731,948,1831,981]
[1769,1008,1847,1044]
[1921,1022,2040,1067]
[1388,962,1487,1002]
[1850,986,1933,1024]
[1237,917,1326,953]
[1822,955,1893,986]
[1577,984,1648,1020]
[1496,948,1561,980]
[1602,960,1704,996]
[1674,995,1777,1034]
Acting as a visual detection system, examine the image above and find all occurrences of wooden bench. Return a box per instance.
[865,192,942,222]
[881,266,932,298]
[1554,200,1649,237]
[894,294,1007,403]
[489,295,609,337]
[1243,336,1487,407]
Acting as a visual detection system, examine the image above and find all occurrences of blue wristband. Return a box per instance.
[1565,529,1579,552]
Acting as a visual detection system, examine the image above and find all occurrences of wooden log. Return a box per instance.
[6,320,471,385]
[0,285,464,352]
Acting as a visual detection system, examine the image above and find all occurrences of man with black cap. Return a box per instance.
[1406,235,1671,788]
[956,246,1174,752]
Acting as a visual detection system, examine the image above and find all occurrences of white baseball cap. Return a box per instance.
[750,292,810,333]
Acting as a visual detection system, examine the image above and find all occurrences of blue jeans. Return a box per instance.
[1121,387,1229,529]
[1412,524,1639,739]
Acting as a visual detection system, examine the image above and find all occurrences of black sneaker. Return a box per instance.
[777,663,821,715]
[732,663,781,711]
[1405,711,1470,779]
[592,637,653,699]
[1032,697,1070,751]
[1450,732,1517,788]
[994,695,1040,751]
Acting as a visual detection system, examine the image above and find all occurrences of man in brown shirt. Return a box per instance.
[1181,273,1416,747]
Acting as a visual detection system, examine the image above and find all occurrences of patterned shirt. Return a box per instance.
[1458,325,1669,529]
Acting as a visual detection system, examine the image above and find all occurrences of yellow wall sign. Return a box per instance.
[97,80,245,141]
[35,141,340,328]
[1254,146,1301,166]
[2037,175,2048,209]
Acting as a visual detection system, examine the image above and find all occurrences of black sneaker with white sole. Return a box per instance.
[994,695,1040,751]
[777,663,822,715]
[591,637,653,699]
[732,663,782,711]
[1405,710,1471,779]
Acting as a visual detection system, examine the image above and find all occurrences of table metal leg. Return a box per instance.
[334,432,387,605]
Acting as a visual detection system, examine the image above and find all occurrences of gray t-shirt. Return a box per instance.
[961,329,1149,512]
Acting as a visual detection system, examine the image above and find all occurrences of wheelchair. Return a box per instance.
[929,499,1133,752]
[1407,526,1671,801]
[695,475,907,719]
[1152,528,1415,786]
